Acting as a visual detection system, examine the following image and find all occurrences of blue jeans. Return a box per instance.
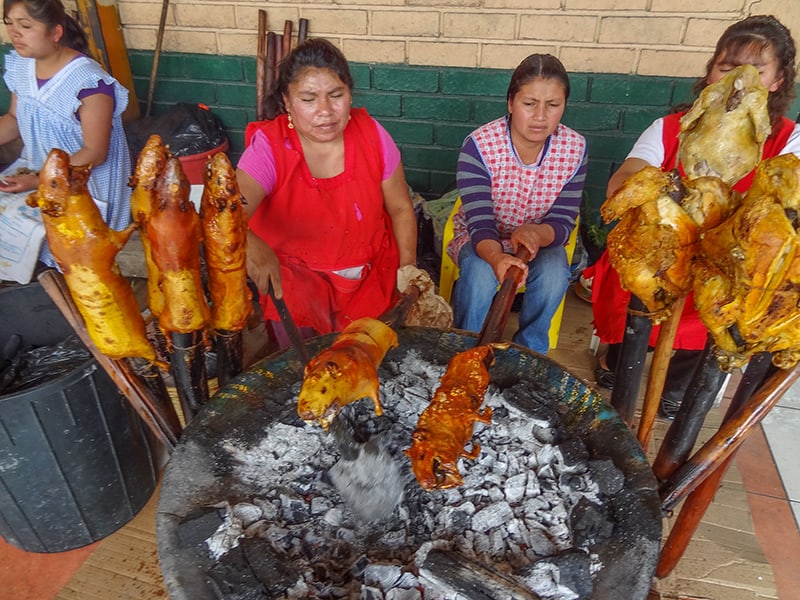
[452,242,569,354]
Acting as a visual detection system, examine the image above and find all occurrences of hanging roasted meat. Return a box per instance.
[405,345,495,491]
[297,317,398,430]
[200,152,251,332]
[678,64,772,185]
[129,134,169,317]
[146,156,211,336]
[27,148,155,361]
[693,153,800,370]
[601,166,736,320]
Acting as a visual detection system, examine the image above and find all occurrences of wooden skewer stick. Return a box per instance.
[477,247,531,346]
[298,18,309,45]
[38,269,180,451]
[637,296,685,449]
[256,9,268,121]
[282,20,293,56]
[659,360,800,512]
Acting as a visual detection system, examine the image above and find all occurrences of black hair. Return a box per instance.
[3,0,89,55]
[695,14,796,124]
[264,38,354,120]
[507,53,570,104]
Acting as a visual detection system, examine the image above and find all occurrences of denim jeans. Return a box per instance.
[452,242,570,354]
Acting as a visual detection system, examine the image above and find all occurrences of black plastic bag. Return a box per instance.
[125,103,227,159]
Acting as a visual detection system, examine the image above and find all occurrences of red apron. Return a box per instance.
[246,108,400,334]
[589,115,796,349]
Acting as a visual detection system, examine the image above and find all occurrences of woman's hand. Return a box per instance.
[476,239,528,283]
[246,231,283,298]
[0,172,38,193]
[511,223,554,259]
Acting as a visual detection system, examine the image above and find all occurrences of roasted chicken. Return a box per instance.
[693,153,800,369]
[129,134,169,317]
[297,317,399,430]
[679,64,771,185]
[200,152,251,332]
[405,345,495,491]
[601,166,736,319]
[146,156,211,336]
[27,149,155,362]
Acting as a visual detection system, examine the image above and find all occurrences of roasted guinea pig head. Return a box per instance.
[679,64,771,185]
[405,345,495,491]
[694,153,800,370]
[297,317,398,430]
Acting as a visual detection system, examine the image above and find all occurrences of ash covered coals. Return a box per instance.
[188,350,624,599]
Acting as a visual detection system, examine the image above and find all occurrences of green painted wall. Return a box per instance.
[3,48,800,230]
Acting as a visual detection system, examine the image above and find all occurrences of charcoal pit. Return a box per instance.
[157,328,661,599]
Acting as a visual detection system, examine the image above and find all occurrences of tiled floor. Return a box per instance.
[1,288,799,599]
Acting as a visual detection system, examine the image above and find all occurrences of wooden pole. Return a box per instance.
[256,10,268,121]
[146,0,170,117]
[637,296,685,449]
[477,247,531,346]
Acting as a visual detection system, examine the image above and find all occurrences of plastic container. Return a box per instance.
[0,283,159,553]
[177,139,229,185]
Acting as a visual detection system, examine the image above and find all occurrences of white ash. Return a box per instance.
[206,349,615,600]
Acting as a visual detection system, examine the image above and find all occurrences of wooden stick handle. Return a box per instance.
[37,270,179,450]
[476,247,531,346]
[282,20,293,55]
[256,9,267,121]
[298,18,309,44]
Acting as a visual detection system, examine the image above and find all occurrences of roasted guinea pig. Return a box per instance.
[129,134,169,317]
[693,153,800,370]
[405,345,495,491]
[27,148,155,361]
[297,317,399,430]
[678,64,771,185]
[146,156,211,335]
[200,152,252,332]
[601,166,736,320]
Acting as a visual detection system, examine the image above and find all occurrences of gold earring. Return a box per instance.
[287,113,294,129]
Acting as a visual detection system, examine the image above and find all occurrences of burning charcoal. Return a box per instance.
[516,549,592,600]
[588,458,625,496]
[532,423,561,445]
[435,505,471,535]
[253,497,279,521]
[557,437,590,471]
[471,501,513,533]
[364,563,405,589]
[240,536,301,597]
[232,502,263,527]
[386,587,422,600]
[280,493,312,524]
[360,586,383,599]
[522,521,558,557]
[559,472,595,494]
[323,507,344,526]
[420,550,543,599]
[311,496,334,515]
[504,472,527,504]
[176,506,225,548]
[569,496,614,549]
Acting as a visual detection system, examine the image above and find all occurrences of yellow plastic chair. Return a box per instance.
[439,197,579,350]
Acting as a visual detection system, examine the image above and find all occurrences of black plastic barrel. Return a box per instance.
[0,283,159,553]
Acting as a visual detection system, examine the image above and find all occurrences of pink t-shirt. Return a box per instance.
[238,117,401,196]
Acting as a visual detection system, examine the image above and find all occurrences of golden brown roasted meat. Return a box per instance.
[146,157,211,335]
[694,153,800,369]
[679,64,771,185]
[129,134,169,317]
[601,166,735,320]
[405,345,495,491]
[200,152,252,332]
[27,149,155,361]
[297,317,399,430]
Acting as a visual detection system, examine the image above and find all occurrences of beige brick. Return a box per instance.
[752,3,800,42]
[342,39,407,64]
[650,0,746,12]
[235,7,301,33]
[599,16,685,45]
[122,27,158,52]
[299,9,368,35]
[218,32,259,57]
[519,14,598,43]
[341,0,404,4]
[408,0,479,6]
[442,12,516,40]
[174,4,235,29]
[638,49,709,77]
[408,41,479,67]
[372,11,440,37]
[484,0,559,8]
[565,0,647,9]
[560,46,637,74]
[162,30,220,55]
[118,2,175,27]
[480,43,558,69]
[684,18,734,50]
